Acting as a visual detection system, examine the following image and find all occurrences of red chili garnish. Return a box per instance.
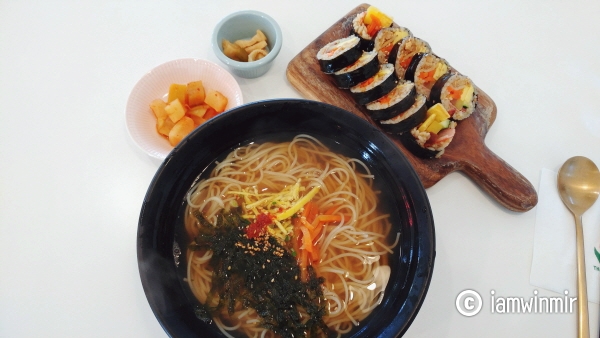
[245,213,273,238]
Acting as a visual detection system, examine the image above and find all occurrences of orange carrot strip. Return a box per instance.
[307,203,318,223]
[300,226,313,253]
[400,56,413,69]
[309,214,342,239]
[447,86,463,100]
[314,214,342,224]
[378,94,392,105]
[301,201,318,224]
[310,246,320,263]
[359,77,375,89]
[366,16,382,37]
[418,70,435,82]
[301,218,315,231]
[309,223,324,239]
[301,202,312,218]
[380,43,394,55]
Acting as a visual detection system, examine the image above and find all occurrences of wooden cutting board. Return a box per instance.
[286,3,537,212]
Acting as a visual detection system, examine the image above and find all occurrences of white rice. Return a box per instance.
[411,127,430,147]
[352,12,370,40]
[316,35,360,61]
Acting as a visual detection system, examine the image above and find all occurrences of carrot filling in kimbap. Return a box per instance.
[439,74,477,120]
[353,6,394,39]
[366,16,382,37]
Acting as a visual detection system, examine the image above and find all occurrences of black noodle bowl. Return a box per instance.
[137,99,435,338]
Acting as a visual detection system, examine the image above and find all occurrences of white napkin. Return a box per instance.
[530,168,600,304]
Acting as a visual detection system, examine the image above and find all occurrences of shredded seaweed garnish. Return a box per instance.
[190,209,330,338]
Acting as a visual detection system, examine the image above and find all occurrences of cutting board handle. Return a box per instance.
[460,143,538,212]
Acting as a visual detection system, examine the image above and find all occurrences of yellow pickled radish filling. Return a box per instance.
[427,103,450,121]
[433,62,448,81]
[455,84,474,109]
[419,103,451,134]
[418,114,436,132]
[364,6,393,27]
[391,30,409,45]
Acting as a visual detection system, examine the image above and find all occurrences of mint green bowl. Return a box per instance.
[212,10,282,79]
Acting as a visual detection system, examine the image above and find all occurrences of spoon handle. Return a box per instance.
[575,215,590,338]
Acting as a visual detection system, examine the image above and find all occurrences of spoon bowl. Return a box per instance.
[557,156,600,338]
[558,157,600,215]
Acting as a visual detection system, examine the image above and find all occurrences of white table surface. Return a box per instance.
[1,1,599,337]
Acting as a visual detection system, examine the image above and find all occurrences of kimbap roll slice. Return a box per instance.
[332,51,379,89]
[350,63,397,105]
[366,81,416,121]
[428,73,478,120]
[352,6,394,51]
[379,93,427,134]
[373,27,412,64]
[400,103,457,158]
[390,36,432,80]
[317,35,362,74]
[404,53,450,98]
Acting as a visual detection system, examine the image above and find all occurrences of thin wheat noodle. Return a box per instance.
[183,135,398,337]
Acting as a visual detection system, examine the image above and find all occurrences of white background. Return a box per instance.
[1,1,599,337]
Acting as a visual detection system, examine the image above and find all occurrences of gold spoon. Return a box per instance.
[557,156,600,338]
